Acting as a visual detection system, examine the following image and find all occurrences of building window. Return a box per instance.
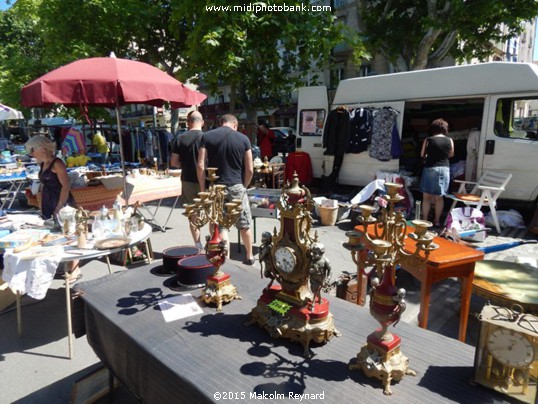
[330,67,345,90]
[333,0,350,9]
[359,65,371,77]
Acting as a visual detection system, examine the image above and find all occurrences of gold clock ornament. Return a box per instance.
[473,304,537,403]
[248,173,340,357]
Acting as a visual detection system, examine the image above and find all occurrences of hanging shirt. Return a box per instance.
[369,108,398,161]
[285,151,313,185]
[390,123,402,159]
[323,108,350,156]
[348,108,372,153]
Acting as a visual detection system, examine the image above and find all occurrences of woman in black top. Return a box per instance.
[25,136,76,219]
[419,118,454,227]
[25,135,79,282]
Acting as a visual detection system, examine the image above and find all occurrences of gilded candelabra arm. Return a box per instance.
[183,204,210,229]
[396,223,439,271]
[221,198,242,229]
[395,248,428,272]
[392,211,408,251]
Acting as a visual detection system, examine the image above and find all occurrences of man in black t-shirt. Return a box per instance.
[170,110,205,248]
[197,114,255,265]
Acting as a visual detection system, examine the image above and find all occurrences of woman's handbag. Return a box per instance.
[446,206,487,242]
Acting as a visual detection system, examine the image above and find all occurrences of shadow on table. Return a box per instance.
[181,311,381,395]
[241,344,382,397]
[418,365,521,403]
[115,287,176,315]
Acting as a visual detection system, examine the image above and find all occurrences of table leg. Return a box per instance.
[16,291,22,336]
[144,240,153,264]
[7,181,24,209]
[458,264,475,343]
[105,256,113,274]
[356,272,367,306]
[65,276,73,359]
[159,195,180,232]
[418,271,433,330]
[0,181,16,210]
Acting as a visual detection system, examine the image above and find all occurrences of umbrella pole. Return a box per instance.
[115,107,129,206]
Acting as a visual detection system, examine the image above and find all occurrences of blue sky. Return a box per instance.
[0,0,537,60]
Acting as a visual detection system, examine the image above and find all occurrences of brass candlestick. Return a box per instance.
[183,168,242,311]
[344,182,439,395]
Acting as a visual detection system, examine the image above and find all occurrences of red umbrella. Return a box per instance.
[21,56,207,204]
[21,56,205,109]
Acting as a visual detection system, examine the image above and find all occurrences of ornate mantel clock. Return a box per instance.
[249,173,340,356]
[473,304,537,403]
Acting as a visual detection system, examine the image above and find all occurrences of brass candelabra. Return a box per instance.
[344,182,439,395]
[184,168,243,234]
[183,167,242,310]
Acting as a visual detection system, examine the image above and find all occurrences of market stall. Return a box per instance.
[25,173,182,230]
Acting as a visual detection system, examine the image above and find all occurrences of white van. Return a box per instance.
[296,62,538,205]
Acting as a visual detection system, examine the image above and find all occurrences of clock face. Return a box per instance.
[486,328,535,368]
[274,246,297,274]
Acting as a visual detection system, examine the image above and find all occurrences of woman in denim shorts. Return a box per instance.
[419,118,454,227]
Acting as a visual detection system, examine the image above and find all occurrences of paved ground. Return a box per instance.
[0,195,536,403]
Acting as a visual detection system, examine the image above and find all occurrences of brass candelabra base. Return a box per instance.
[349,331,416,395]
[202,272,241,312]
[248,286,340,357]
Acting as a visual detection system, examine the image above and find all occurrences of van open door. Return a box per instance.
[296,86,328,179]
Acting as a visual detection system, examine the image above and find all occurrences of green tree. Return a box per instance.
[359,0,538,71]
[171,0,345,131]
[37,0,194,131]
[0,0,51,111]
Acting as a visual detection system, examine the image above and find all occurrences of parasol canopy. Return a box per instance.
[20,56,207,205]
[0,103,24,121]
[61,127,86,155]
[20,57,206,109]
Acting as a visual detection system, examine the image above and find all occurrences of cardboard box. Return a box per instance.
[0,273,17,312]
[247,188,280,219]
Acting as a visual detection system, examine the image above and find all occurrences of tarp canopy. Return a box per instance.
[0,103,24,121]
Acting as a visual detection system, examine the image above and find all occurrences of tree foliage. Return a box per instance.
[359,0,538,71]
[0,0,52,110]
[171,0,344,119]
[1,0,344,127]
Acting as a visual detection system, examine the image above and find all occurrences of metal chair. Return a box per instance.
[447,171,512,233]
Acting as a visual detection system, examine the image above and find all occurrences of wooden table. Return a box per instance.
[26,184,123,211]
[122,176,182,231]
[357,225,484,342]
